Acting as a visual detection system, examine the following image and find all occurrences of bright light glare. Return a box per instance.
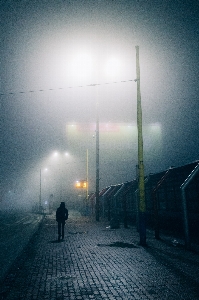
[149,123,162,134]
[70,53,93,82]
[104,57,121,78]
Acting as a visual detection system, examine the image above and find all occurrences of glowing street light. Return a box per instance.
[104,57,122,80]
[75,180,87,189]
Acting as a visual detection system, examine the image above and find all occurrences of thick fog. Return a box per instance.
[1,0,199,210]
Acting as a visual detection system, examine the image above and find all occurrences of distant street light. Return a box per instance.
[75,180,87,188]
[53,151,58,157]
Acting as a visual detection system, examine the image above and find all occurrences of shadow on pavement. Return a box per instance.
[97,241,138,248]
[68,231,86,234]
[49,240,64,243]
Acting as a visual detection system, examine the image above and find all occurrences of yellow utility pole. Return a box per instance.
[136,45,146,246]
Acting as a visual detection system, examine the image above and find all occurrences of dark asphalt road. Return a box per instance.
[0,211,43,282]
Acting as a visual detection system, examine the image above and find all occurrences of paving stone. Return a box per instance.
[1,213,199,299]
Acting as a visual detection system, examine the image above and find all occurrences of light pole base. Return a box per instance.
[139,212,147,246]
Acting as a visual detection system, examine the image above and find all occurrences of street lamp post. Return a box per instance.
[136,45,146,246]
[39,167,48,214]
[95,95,100,221]
[39,168,42,211]
[70,54,121,222]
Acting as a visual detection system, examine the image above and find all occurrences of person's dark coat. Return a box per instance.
[56,202,68,241]
[56,202,68,223]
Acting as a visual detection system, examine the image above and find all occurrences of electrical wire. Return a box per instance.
[0,79,136,96]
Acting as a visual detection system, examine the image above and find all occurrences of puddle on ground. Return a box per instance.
[97,241,138,248]
[49,240,64,243]
[68,231,88,234]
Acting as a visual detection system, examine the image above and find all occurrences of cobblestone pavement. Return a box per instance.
[1,212,199,300]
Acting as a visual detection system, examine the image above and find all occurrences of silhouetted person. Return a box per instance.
[56,202,68,241]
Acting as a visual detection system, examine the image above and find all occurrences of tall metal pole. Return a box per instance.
[39,169,42,211]
[96,95,100,221]
[136,46,146,246]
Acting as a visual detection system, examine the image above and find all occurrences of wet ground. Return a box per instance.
[0,211,199,299]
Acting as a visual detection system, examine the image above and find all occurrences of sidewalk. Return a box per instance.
[1,211,199,300]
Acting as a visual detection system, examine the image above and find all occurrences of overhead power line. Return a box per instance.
[0,79,136,96]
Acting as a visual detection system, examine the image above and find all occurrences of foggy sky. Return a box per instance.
[1,0,199,205]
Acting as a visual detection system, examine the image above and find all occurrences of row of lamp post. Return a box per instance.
[94,46,146,245]
[40,47,147,244]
